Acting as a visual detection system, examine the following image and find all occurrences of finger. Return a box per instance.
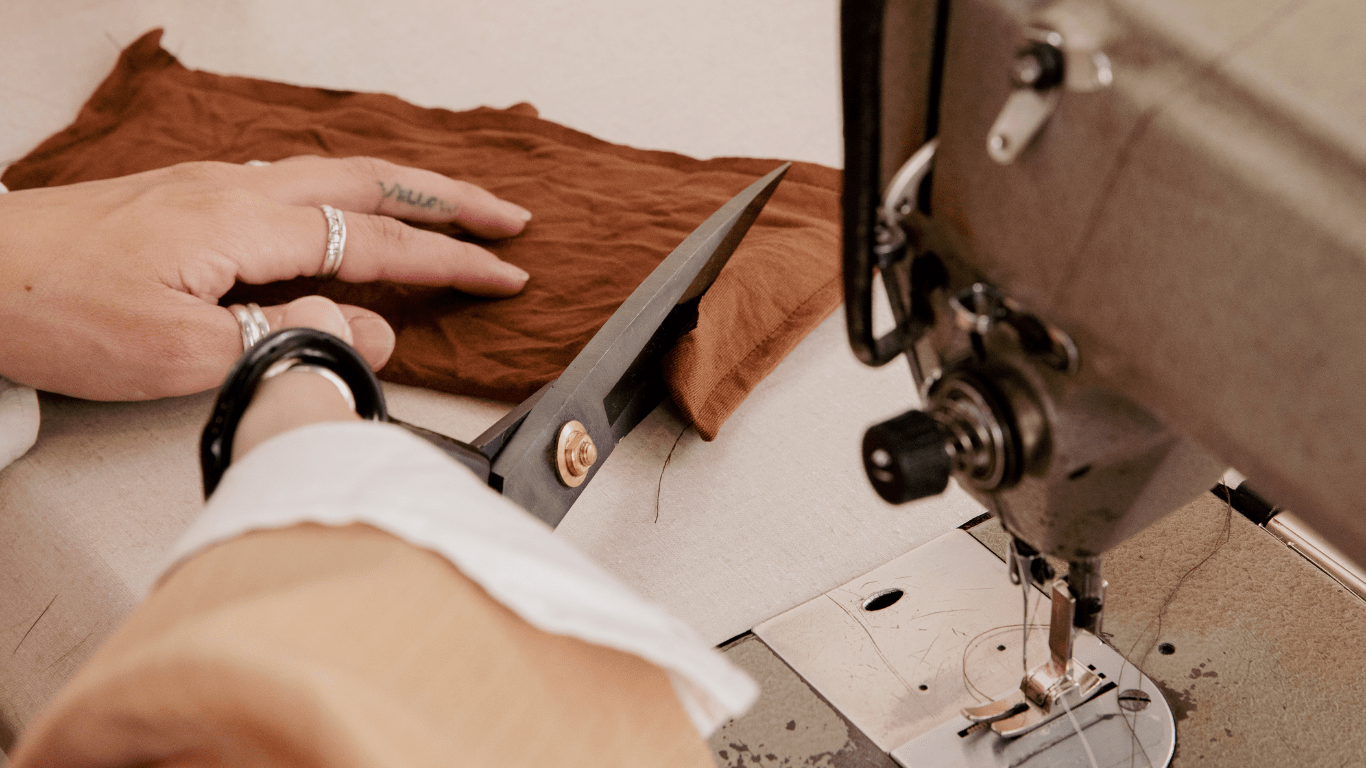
[236,204,529,295]
[211,296,395,371]
[336,304,397,371]
[337,212,530,294]
[262,296,397,370]
[249,155,532,239]
[138,296,389,400]
[270,298,396,370]
[268,294,353,343]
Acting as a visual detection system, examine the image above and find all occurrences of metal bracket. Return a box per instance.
[950,283,1080,374]
[882,139,938,227]
[987,26,1112,165]
[987,88,1061,165]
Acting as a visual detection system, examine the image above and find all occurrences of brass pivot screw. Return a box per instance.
[555,420,598,487]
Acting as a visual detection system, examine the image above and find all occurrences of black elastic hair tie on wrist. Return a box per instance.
[200,328,386,498]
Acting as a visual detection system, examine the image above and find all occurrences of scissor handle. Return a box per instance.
[201,328,387,498]
[201,327,492,498]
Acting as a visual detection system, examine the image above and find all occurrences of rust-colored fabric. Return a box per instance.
[2,29,841,439]
[10,523,714,768]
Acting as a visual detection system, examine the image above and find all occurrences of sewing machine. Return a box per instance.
[708,0,1366,765]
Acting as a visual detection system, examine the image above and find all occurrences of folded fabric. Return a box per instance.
[1,29,841,439]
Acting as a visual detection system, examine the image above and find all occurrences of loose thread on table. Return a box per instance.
[654,423,689,523]
[1129,501,1233,674]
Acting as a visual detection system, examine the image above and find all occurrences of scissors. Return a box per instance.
[203,163,789,529]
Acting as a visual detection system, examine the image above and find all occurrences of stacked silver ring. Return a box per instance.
[262,359,357,412]
[228,302,271,352]
[319,204,347,280]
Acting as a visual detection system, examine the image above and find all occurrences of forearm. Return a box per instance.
[230,365,360,462]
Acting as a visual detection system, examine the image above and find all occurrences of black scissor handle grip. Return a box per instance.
[200,328,386,498]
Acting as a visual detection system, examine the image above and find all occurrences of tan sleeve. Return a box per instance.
[11,523,716,768]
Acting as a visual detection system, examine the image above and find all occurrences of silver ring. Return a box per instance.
[262,359,357,412]
[319,204,347,280]
[228,302,270,352]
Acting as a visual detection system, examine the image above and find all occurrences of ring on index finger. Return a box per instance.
[229,302,271,352]
[319,204,347,280]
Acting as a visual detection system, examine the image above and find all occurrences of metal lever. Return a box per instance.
[987,26,1113,164]
[987,30,1065,164]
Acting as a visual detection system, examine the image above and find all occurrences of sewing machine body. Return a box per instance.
[857,0,1366,556]
[792,0,1366,763]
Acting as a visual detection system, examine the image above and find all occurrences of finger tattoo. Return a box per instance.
[377,181,460,215]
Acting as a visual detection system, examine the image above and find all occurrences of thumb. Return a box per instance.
[274,295,353,343]
[259,296,396,370]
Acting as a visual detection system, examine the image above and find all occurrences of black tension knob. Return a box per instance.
[862,410,953,504]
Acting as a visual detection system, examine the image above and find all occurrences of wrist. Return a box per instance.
[232,367,360,461]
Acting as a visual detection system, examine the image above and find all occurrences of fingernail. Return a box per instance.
[349,315,396,369]
[501,262,530,283]
[509,203,533,222]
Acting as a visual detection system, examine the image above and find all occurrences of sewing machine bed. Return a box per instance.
[713,499,1366,766]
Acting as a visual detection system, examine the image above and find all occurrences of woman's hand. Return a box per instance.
[0,155,531,400]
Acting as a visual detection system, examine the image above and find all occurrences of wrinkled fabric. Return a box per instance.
[1,29,841,439]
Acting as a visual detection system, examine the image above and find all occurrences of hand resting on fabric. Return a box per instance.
[0,155,531,400]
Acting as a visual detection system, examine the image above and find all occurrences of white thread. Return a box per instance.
[1058,689,1100,768]
[1020,565,1031,673]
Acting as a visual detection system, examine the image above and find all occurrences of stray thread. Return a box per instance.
[1059,690,1101,768]
[654,424,688,523]
[1129,503,1233,672]
[1017,547,1033,675]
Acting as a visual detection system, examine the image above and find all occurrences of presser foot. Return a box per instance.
[962,659,1104,738]
[962,573,1107,739]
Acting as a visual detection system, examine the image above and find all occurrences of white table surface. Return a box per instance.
[0,0,984,735]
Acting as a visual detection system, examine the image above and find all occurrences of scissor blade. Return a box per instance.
[485,163,789,527]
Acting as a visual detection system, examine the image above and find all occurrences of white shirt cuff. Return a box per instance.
[162,420,758,736]
[0,377,40,470]
[0,186,41,468]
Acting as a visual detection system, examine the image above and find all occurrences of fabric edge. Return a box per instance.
[671,275,843,440]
